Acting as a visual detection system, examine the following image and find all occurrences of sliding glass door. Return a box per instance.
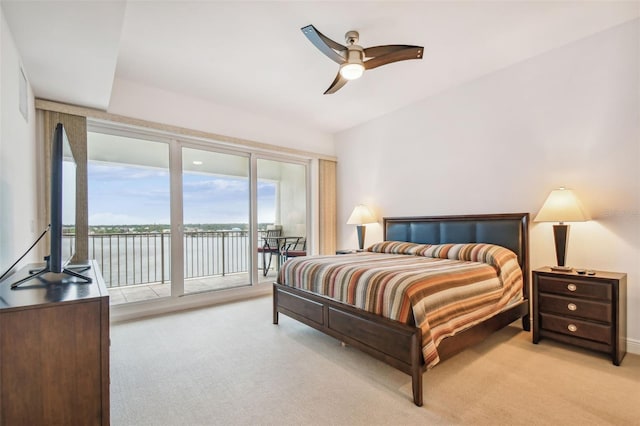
[87,131,172,305]
[88,123,309,305]
[256,158,307,283]
[181,147,250,294]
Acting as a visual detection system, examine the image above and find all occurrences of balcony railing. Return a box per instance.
[65,230,269,288]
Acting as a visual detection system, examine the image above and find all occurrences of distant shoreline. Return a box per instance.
[64,223,275,234]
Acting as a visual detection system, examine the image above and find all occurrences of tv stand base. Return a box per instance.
[12,262,92,289]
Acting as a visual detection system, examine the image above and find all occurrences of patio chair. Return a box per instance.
[257,225,282,276]
[281,237,307,261]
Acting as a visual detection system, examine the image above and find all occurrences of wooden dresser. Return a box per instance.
[0,260,109,425]
[532,267,627,365]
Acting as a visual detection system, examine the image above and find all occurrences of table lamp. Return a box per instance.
[534,187,590,271]
[347,205,376,250]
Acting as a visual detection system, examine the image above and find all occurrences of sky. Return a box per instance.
[87,162,275,225]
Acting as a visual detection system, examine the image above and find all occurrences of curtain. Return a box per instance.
[318,159,337,255]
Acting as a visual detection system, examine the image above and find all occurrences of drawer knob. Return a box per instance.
[568,324,578,332]
[567,303,577,311]
[567,283,577,292]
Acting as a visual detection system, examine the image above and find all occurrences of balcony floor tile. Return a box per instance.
[108,270,278,305]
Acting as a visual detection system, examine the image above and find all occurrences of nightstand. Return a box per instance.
[532,267,627,365]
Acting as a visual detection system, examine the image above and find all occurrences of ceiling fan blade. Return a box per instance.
[364,46,423,70]
[324,72,348,95]
[301,25,346,65]
[364,44,418,59]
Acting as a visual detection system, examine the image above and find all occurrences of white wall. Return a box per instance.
[0,10,38,274]
[335,20,640,350]
[108,78,335,157]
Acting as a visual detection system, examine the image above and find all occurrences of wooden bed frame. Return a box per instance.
[273,213,530,406]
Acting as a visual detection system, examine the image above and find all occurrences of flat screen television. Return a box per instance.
[5,123,91,288]
[50,122,76,273]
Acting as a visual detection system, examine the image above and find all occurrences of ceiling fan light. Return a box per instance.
[340,63,364,80]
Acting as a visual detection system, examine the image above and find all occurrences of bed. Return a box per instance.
[273,213,530,406]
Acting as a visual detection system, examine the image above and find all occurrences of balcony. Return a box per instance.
[68,230,279,305]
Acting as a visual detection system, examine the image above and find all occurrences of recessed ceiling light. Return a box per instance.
[192,161,203,165]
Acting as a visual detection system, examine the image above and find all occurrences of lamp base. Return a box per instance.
[550,265,573,272]
[356,225,366,251]
[552,223,569,268]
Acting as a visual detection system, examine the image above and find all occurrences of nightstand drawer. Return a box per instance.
[539,294,611,323]
[540,313,611,345]
[537,276,611,301]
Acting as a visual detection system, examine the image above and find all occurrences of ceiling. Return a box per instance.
[2,1,638,134]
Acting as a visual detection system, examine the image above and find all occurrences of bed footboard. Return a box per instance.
[273,283,425,406]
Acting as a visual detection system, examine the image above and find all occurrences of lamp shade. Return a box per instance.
[347,205,376,225]
[534,188,590,223]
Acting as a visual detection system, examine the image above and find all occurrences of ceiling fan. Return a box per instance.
[301,24,424,94]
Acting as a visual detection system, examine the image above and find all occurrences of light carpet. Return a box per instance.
[110,295,640,425]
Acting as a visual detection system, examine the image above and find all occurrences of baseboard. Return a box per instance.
[110,283,272,323]
[627,337,640,355]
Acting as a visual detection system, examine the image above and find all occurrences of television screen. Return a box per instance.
[49,123,74,273]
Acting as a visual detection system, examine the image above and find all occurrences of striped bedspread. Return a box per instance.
[277,242,523,368]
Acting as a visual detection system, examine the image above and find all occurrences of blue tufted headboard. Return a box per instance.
[384,213,529,296]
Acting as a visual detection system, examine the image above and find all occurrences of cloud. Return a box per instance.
[89,163,168,181]
[89,212,169,226]
[183,176,248,194]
